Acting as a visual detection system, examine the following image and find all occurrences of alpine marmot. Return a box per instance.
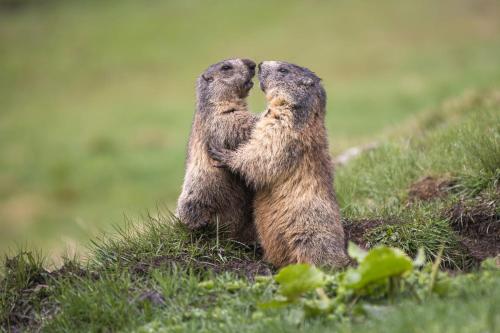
[176,58,258,244]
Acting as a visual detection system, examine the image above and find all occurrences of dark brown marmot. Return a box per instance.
[209,60,349,267]
[176,58,258,244]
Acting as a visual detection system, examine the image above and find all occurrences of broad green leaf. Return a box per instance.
[275,264,327,300]
[345,246,413,290]
[348,242,367,262]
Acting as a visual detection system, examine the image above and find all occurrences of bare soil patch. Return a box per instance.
[408,175,456,202]
[446,197,500,261]
[343,219,394,249]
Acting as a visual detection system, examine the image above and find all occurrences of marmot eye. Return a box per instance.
[221,64,233,71]
[278,67,289,74]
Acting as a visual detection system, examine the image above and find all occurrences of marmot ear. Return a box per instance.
[202,74,214,83]
[299,77,314,87]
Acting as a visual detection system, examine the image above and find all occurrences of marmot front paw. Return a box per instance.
[207,145,231,166]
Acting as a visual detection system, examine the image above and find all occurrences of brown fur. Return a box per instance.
[209,61,349,267]
[176,59,257,244]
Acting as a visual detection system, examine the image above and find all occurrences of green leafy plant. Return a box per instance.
[258,243,444,320]
[259,264,327,310]
[344,243,413,290]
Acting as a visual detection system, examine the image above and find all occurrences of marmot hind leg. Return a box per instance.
[292,233,350,269]
[211,210,257,245]
[176,199,213,230]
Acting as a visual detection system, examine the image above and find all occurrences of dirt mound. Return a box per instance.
[343,219,390,249]
[131,251,273,280]
[446,197,500,261]
[408,176,456,202]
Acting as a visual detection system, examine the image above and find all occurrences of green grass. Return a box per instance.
[1,0,500,257]
[336,91,499,268]
[347,283,500,333]
[1,91,499,332]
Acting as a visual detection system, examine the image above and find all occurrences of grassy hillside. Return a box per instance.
[1,2,499,330]
[1,90,498,332]
[1,0,500,257]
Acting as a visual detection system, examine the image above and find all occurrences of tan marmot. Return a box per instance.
[209,60,349,267]
[176,58,258,244]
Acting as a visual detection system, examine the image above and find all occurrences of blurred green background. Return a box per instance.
[1,0,499,260]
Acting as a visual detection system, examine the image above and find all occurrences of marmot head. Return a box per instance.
[197,58,256,104]
[258,61,326,123]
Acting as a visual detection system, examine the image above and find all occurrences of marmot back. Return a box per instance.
[209,61,349,267]
[176,58,258,244]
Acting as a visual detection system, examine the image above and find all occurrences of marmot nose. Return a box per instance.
[242,59,256,71]
[257,62,263,72]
